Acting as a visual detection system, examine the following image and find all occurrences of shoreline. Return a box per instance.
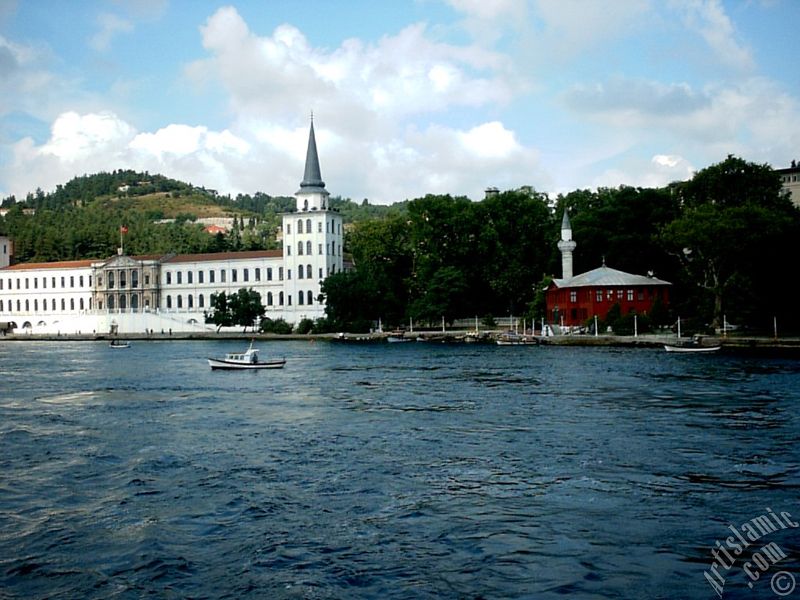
[2,330,800,353]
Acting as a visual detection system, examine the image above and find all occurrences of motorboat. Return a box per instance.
[109,339,130,348]
[208,342,286,370]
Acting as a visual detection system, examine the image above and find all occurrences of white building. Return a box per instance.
[0,120,344,334]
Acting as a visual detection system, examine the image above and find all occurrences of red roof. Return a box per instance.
[1,259,96,271]
[163,250,283,263]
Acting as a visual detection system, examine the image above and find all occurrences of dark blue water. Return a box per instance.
[1,341,798,599]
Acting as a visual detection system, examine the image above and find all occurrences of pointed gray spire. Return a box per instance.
[561,210,571,230]
[299,118,325,192]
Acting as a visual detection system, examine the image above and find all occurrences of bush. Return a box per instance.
[259,317,293,334]
[295,318,314,334]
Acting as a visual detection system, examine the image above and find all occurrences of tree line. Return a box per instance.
[320,156,800,335]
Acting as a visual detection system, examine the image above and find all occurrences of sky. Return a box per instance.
[1,0,798,204]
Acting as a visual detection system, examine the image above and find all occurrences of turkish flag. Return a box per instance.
[120,226,128,234]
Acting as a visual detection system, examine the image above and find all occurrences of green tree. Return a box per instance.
[661,156,800,329]
[206,292,234,332]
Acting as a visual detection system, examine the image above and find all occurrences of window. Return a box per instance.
[166,295,172,309]
[79,299,84,310]
[638,291,644,301]
[34,278,38,289]
[25,278,29,289]
[70,299,75,310]
[198,271,204,284]
[306,265,312,279]
[298,268,304,280]
[307,291,313,305]
[627,290,634,301]
[297,218,303,232]
[187,271,193,284]
[130,295,138,310]
[243,269,249,282]
[109,272,115,289]
[299,291,304,305]
[25,299,29,311]
[287,224,291,234]
[306,241,312,255]
[298,241,303,255]
[267,292,273,306]
[107,296,113,310]
[34,299,38,311]
[279,291,284,306]
[267,268,272,281]
[318,222,323,233]
[616,289,623,299]
[198,294,204,308]
[279,267,283,281]
[144,274,150,285]
[287,269,292,280]
[131,271,138,287]
[80,275,84,287]
[287,245,292,256]
[177,295,183,309]
[596,290,603,302]
[166,272,172,285]
[319,268,323,279]
[255,268,260,282]
[209,270,215,283]
[52,277,56,288]
[188,295,193,308]
[119,271,126,288]
[306,218,312,233]
[570,291,577,303]
[221,270,226,282]
[232,269,238,283]
[287,295,292,306]
[177,272,182,285]
[52,299,56,310]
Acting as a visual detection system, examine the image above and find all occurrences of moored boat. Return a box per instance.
[109,339,130,348]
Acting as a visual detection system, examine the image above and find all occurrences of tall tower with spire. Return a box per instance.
[282,117,343,321]
[557,210,576,280]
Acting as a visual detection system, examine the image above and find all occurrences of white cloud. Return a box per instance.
[89,13,134,52]
[671,0,755,71]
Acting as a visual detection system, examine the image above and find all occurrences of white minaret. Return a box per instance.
[282,117,343,321]
[557,210,576,280]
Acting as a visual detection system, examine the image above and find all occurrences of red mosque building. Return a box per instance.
[545,212,671,328]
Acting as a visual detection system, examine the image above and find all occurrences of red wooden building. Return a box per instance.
[545,264,671,327]
[545,211,671,327]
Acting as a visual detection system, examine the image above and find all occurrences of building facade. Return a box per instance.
[545,212,671,328]
[776,162,800,207]
[0,120,343,334]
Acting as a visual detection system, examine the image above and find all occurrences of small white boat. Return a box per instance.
[208,343,285,370]
[496,333,538,346]
[663,342,721,353]
[386,335,412,343]
[664,318,720,352]
[109,339,130,348]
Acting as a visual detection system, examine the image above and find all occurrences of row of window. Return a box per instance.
[164,290,315,310]
[98,270,151,290]
[0,297,92,313]
[565,288,659,303]
[285,219,341,235]
[286,241,341,257]
[1,275,92,291]
[165,264,335,285]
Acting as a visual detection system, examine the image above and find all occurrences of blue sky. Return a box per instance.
[1,0,798,204]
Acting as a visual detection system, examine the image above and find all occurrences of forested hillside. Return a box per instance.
[0,170,403,263]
